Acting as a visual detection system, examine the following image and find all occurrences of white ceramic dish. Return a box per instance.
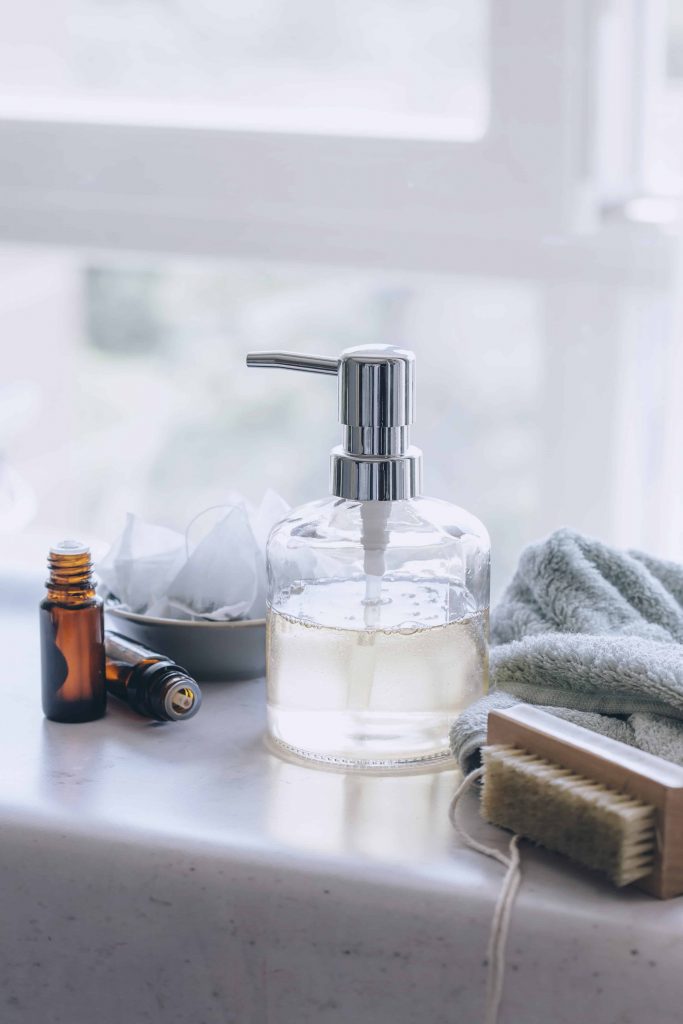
[105,605,266,682]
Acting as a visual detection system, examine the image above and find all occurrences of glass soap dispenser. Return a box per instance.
[247,346,490,771]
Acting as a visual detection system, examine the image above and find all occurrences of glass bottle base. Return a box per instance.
[43,702,106,724]
[266,706,457,773]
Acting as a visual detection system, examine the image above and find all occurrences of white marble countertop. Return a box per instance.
[2,591,682,1024]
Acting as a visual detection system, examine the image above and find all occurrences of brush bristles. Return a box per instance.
[482,744,657,887]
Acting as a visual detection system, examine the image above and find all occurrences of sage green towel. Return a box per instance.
[450,529,683,773]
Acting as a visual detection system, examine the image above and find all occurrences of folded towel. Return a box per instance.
[450,528,683,773]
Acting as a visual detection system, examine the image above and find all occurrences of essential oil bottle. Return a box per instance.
[40,540,106,723]
[105,632,202,722]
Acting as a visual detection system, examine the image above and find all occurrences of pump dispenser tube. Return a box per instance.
[248,345,490,771]
[347,500,390,710]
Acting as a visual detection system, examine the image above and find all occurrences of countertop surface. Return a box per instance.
[2,590,683,1024]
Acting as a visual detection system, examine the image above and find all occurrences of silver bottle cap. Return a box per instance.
[246,345,423,501]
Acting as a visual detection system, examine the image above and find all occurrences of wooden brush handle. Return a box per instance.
[488,705,683,900]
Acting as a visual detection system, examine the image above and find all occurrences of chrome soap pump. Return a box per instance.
[247,345,490,771]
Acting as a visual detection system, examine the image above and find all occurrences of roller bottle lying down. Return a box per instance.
[105,632,202,722]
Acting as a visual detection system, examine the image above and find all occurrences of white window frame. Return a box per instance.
[0,0,672,281]
[0,0,679,557]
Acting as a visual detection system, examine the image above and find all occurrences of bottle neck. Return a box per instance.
[130,662,202,721]
[331,401,422,501]
[46,544,97,604]
[330,445,423,501]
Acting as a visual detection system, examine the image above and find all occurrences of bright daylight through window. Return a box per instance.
[0,0,681,596]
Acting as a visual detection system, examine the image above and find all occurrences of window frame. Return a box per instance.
[0,0,667,277]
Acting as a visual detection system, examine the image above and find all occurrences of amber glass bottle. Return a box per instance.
[105,632,202,722]
[40,540,106,723]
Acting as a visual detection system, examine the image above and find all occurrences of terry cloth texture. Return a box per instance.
[450,529,683,774]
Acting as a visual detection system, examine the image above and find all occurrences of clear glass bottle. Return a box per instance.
[247,346,490,771]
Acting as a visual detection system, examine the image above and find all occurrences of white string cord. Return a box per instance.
[449,769,522,1024]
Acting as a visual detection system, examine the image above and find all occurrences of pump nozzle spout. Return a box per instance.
[246,352,339,375]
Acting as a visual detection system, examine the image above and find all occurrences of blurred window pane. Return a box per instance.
[0,0,489,137]
[2,245,679,597]
[650,1,683,189]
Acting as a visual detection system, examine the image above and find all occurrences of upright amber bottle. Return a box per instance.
[40,540,106,723]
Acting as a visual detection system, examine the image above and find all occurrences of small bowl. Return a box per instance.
[105,605,266,682]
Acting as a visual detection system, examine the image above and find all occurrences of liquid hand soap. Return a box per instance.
[247,346,489,771]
